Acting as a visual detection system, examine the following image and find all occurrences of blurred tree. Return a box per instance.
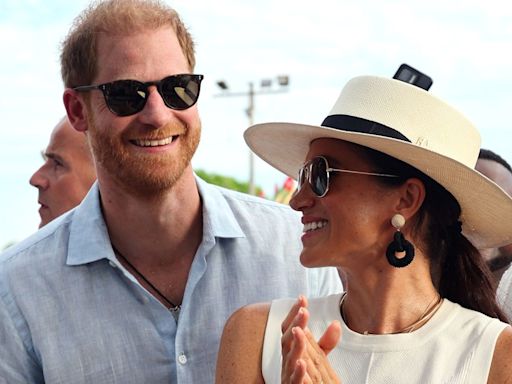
[2,241,16,250]
[195,169,265,197]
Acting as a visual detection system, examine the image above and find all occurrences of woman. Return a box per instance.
[215,65,512,383]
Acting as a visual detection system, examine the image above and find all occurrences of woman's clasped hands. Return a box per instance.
[280,296,342,384]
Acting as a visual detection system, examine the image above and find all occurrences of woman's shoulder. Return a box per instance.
[488,325,512,383]
[216,302,272,383]
[225,302,272,334]
[220,302,275,353]
[442,299,507,325]
[431,299,508,344]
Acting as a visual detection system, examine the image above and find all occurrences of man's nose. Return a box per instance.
[29,166,49,190]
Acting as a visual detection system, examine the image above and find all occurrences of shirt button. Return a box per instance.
[178,353,187,365]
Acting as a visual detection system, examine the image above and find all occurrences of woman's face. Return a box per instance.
[290,138,401,269]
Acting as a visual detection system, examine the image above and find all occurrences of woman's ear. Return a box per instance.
[63,89,88,133]
[394,178,426,220]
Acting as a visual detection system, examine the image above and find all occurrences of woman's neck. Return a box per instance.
[340,259,441,335]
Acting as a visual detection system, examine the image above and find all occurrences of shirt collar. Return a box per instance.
[67,182,115,266]
[66,177,245,266]
[195,176,245,239]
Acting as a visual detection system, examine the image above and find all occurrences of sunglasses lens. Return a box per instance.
[310,157,328,196]
[160,75,202,110]
[104,80,147,116]
[297,167,306,192]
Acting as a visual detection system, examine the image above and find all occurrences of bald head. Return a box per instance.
[30,117,96,227]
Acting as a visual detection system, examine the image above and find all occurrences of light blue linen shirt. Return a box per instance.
[0,177,341,384]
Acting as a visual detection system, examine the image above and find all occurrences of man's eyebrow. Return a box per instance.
[42,151,64,164]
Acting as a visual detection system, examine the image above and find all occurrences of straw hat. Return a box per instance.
[244,67,512,249]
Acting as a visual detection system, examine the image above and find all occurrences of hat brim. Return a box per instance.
[245,122,512,249]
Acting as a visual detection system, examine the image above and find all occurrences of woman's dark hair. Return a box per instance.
[360,144,508,322]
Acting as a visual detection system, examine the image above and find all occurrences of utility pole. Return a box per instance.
[216,76,289,195]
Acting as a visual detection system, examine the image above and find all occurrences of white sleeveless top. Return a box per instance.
[262,293,507,384]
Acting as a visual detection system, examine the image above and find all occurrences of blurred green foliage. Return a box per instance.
[2,241,15,250]
[195,169,265,197]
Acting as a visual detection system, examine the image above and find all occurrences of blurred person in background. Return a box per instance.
[485,149,512,319]
[476,148,512,282]
[30,116,96,227]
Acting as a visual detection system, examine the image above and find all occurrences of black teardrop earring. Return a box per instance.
[386,214,415,268]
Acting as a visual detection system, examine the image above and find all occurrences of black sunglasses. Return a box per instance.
[73,74,204,117]
[297,156,399,198]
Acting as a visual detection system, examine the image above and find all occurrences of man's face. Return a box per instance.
[81,27,201,196]
[30,119,96,227]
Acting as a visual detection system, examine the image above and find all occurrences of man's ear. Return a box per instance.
[394,178,426,221]
[63,89,88,133]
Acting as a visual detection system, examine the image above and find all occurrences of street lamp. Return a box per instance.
[215,75,290,195]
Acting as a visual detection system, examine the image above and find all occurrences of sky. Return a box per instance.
[1,0,512,247]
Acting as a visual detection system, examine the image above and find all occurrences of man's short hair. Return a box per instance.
[60,0,196,88]
[479,148,512,173]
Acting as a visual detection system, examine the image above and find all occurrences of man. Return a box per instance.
[475,148,512,282]
[30,116,96,227]
[0,1,341,383]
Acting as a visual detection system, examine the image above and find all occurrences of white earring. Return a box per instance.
[391,213,405,229]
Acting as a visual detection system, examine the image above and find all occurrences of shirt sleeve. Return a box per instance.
[306,267,343,298]
[497,265,512,319]
[0,284,43,383]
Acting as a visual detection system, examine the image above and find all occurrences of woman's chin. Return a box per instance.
[299,252,327,268]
